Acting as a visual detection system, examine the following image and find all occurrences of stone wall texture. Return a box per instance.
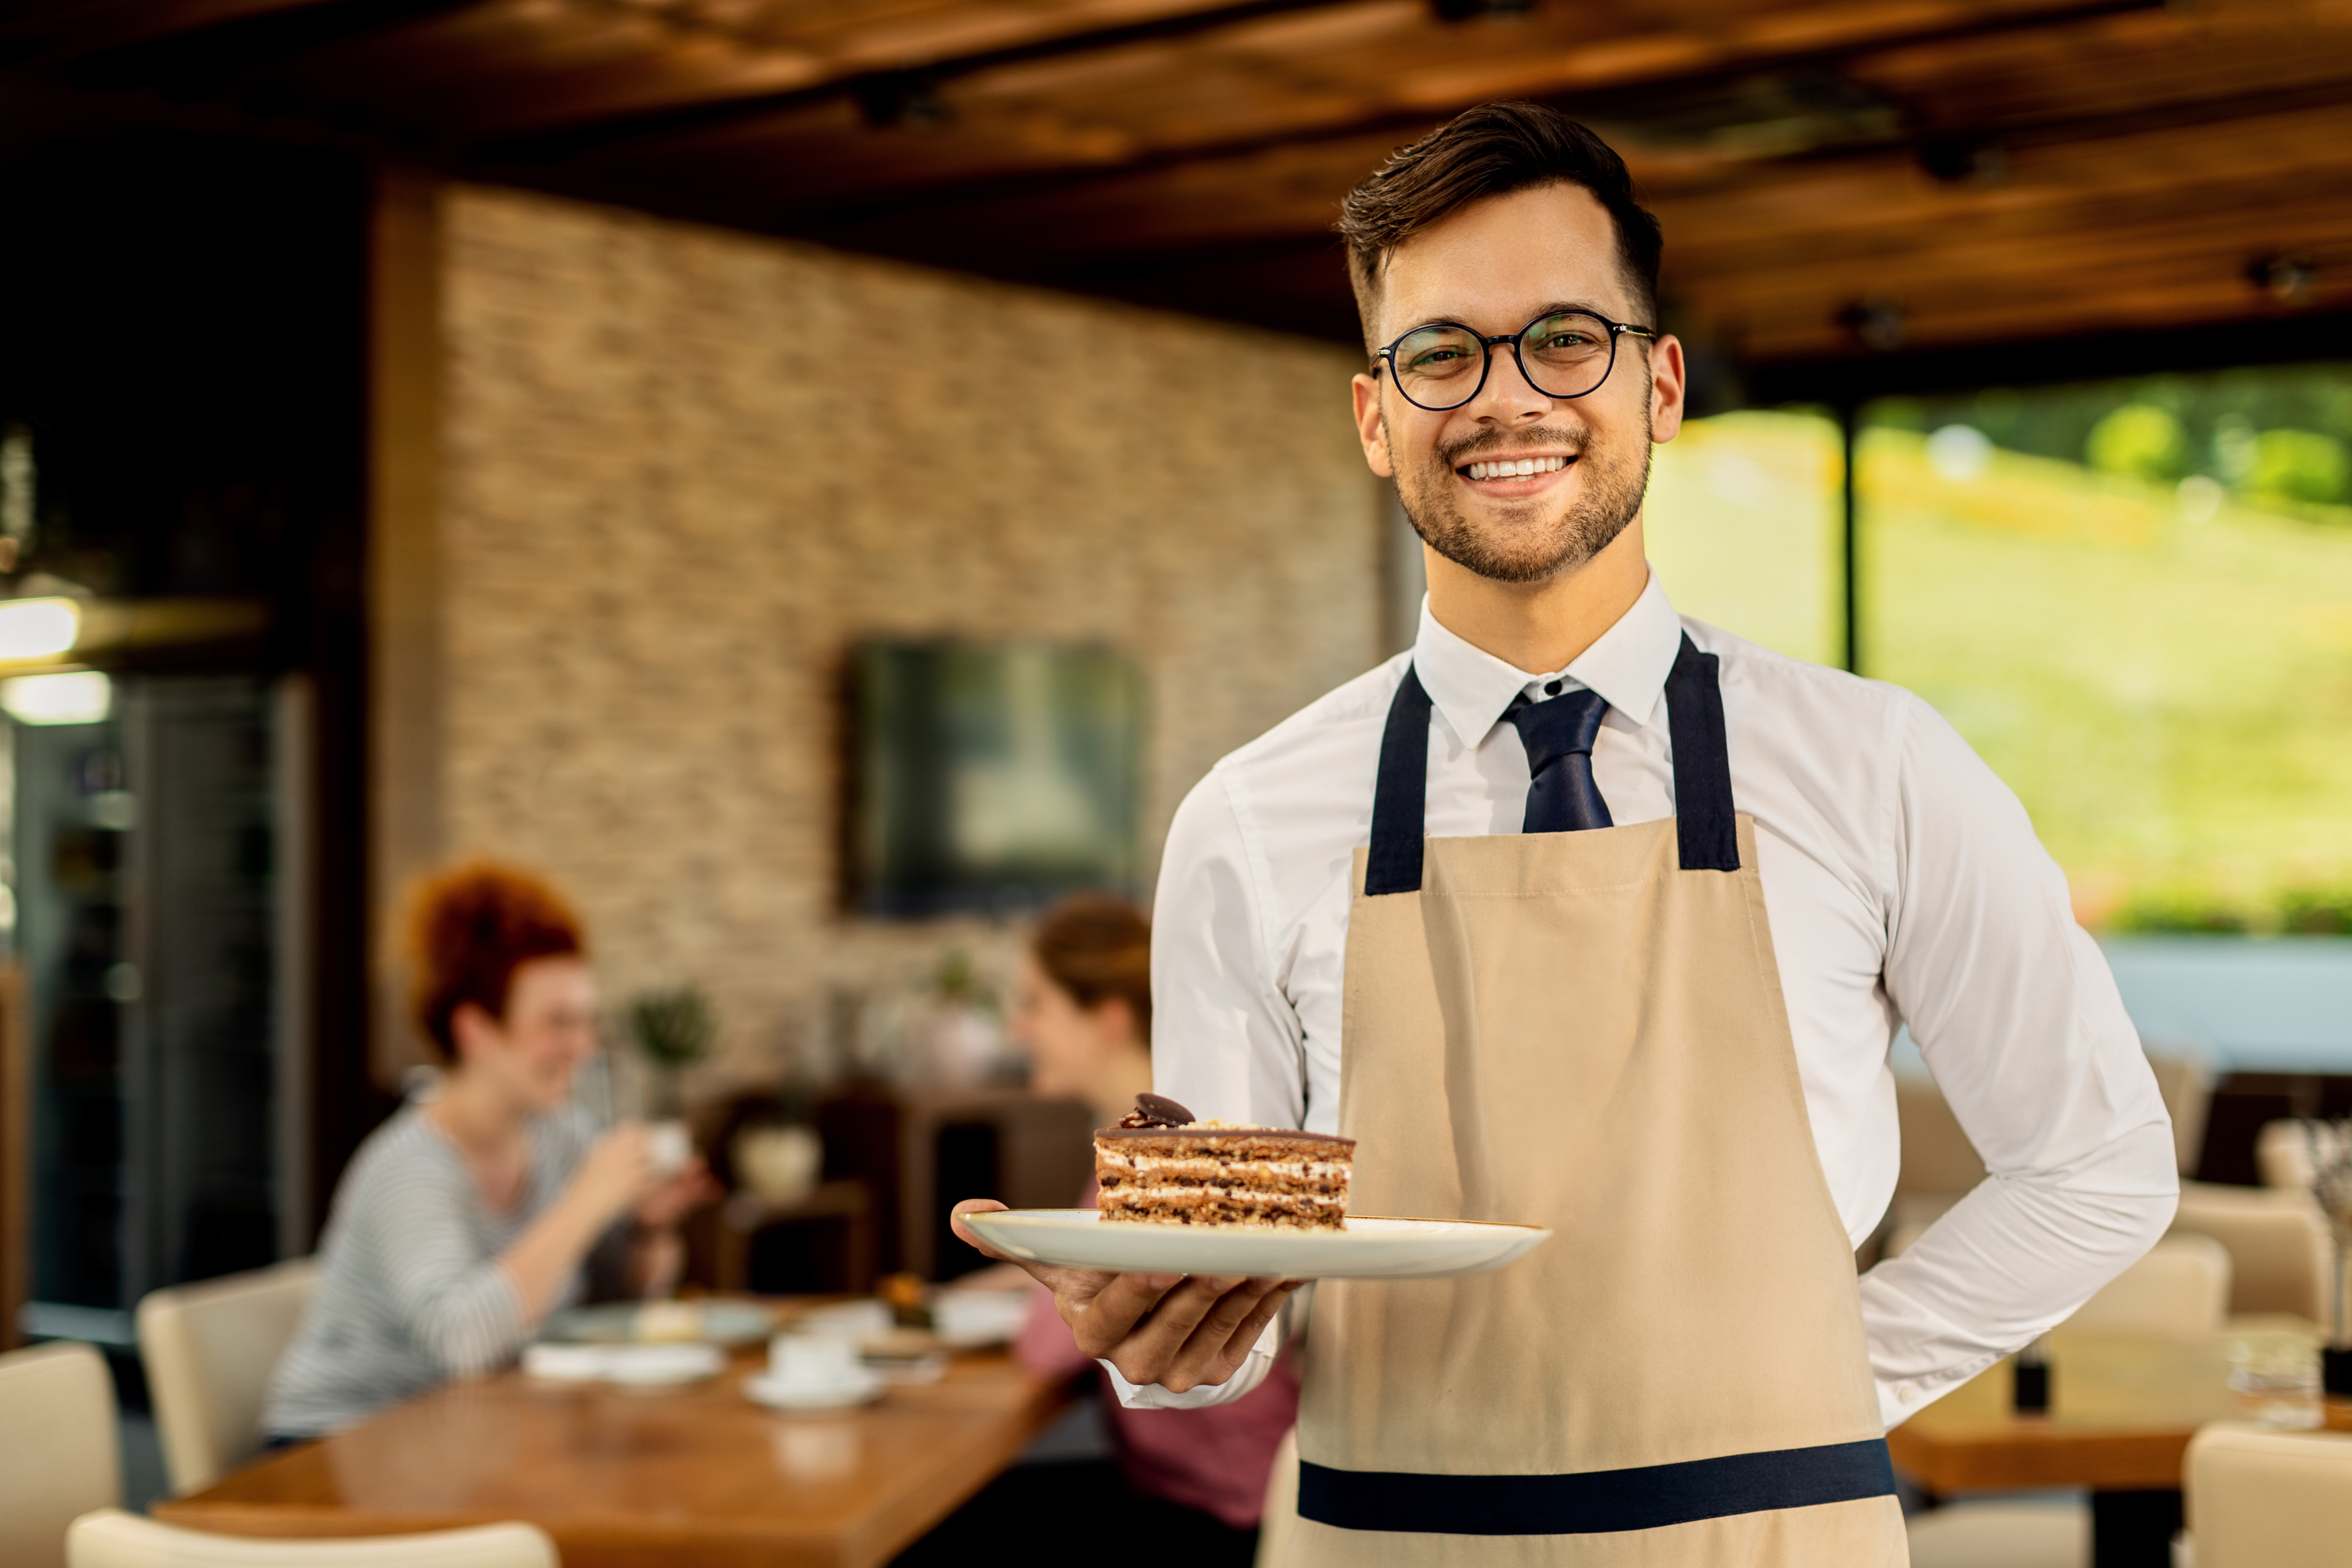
[429,183,1385,1082]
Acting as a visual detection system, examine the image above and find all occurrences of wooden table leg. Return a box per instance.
[2091,1488,2181,1568]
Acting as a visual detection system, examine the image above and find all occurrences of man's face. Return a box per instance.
[1351,183,1684,584]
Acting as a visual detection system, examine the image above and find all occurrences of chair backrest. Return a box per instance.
[2255,1118,2350,1193]
[2062,1233,2230,1340]
[1893,1078,1984,1199]
[2144,1054,2211,1177]
[2171,1182,2333,1320]
[2186,1423,2352,1568]
[66,1511,558,1568]
[1897,1056,2207,1201]
[137,1258,318,1496]
[0,1342,123,1568]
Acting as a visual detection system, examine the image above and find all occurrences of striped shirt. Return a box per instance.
[264,1100,614,1437]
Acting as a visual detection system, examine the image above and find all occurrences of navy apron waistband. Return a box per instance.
[1297,1437,1897,1536]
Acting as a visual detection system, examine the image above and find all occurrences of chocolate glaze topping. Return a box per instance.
[1117,1092,1194,1128]
[1098,1091,1356,1147]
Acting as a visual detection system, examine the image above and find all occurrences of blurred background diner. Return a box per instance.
[0,0,2348,1565]
[263,861,714,1440]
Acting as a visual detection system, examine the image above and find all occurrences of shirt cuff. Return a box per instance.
[1103,1314,1282,1410]
[1877,1352,2000,1430]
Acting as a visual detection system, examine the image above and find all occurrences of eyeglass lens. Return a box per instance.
[1390,311,1619,410]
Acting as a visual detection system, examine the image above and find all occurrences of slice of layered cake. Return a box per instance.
[1095,1093,1354,1229]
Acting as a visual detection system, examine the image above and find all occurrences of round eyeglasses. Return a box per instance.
[1375,309,1657,412]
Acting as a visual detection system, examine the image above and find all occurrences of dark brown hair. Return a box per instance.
[408,860,586,1060]
[1030,893,1151,1042]
[1335,102,1664,351]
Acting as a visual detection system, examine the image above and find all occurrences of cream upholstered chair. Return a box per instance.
[1889,1056,2208,1244]
[1883,1233,2234,1337]
[1906,1501,2085,1568]
[0,1341,123,1568]
[2255,1118,2350,1193]
[1254,1426,1300,1568]
[2063,1233,2231,1340]
[137,1257,318,1495]
[65,1512,557,1568]
[2143,1055,2213,1178]
[2184,1423,2352,1568]
[1889,1077,1982,1234]
[2170,1183,2332,1320]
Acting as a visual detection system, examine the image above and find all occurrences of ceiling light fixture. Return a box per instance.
[1429,0,1534,20]
[0,596,81,661]
[2249,255,2319,307]
[0,670,111,726]
[854,70,951,131]
[1837,298,1909,352]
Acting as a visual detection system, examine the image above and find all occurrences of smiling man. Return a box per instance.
[956,102,2177,1565]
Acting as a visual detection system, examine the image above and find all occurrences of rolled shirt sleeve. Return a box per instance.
[1861,697,2179,1426]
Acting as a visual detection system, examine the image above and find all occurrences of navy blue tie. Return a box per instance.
[1506,687,1613,833]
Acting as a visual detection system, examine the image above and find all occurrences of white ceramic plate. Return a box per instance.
[542,1299,776,1346]
[744,1369,883,1411]
[964,1210,1550,1280]
[523,1342,725,1385]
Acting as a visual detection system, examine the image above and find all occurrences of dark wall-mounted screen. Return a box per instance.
[850,641,1144,916]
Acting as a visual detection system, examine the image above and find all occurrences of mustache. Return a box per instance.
[1435,425,1590,469]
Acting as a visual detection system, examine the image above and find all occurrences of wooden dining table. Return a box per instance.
[1886,1317,2352,1568]
[154,1312,1070,1568]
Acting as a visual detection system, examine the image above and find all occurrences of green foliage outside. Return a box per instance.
[2248,428,2350,506]
[1644,393,2352,933]
[2086,404,2188,483]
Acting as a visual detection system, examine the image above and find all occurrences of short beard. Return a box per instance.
[1390,398,1653,586]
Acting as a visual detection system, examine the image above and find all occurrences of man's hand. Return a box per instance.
[951,1198,1301,1394]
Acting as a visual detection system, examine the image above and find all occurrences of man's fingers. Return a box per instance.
[947,1198,1012,1258]
[1187,1281,1296,1376]
[1105,1276,1249,1386]
[1067,1272,1181,1356]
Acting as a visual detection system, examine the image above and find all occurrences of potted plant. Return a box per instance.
[628,983,716,1120]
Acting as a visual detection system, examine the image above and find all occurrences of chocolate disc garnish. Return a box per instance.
[1120,1092,1193,1128]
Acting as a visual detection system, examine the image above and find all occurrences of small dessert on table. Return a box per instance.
[1094,1093,1354,1229]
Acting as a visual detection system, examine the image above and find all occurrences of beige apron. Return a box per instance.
[1290,636,1906,1566]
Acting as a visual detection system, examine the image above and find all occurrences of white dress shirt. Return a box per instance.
[1113,572,2178,1430]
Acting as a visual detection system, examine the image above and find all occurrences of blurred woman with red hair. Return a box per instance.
[265,862,712,1437]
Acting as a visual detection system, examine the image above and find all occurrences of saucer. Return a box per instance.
[523,1342,724,1385]
[744,1368,883,1411]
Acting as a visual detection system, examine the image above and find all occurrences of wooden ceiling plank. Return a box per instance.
[470,0,2154,167]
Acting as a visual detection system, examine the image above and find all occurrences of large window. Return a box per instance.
[1645,366,2352,936]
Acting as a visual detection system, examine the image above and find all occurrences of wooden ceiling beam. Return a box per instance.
[475,0,2158,166]
[466,0,1373,157]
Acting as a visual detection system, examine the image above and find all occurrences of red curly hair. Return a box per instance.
[408,861,586,1060]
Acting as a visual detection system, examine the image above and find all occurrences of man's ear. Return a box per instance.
[1648,334,1688,445]
[1352,373,1396,479]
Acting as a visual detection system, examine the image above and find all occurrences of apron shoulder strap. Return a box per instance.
[1362,636,1740,895]
[1364,665,1432,896]
[1665,632,1740,872]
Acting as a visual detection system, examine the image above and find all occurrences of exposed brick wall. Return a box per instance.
[427,184,1383,1083]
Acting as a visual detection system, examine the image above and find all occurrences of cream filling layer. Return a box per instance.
[1098,1156,1352,1183]
[1104,1185,1345,1206]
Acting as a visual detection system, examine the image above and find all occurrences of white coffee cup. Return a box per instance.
[769,1331,862,1389]
[646,1120,692,1177]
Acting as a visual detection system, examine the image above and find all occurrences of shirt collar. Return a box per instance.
[1411,570,1682,748]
